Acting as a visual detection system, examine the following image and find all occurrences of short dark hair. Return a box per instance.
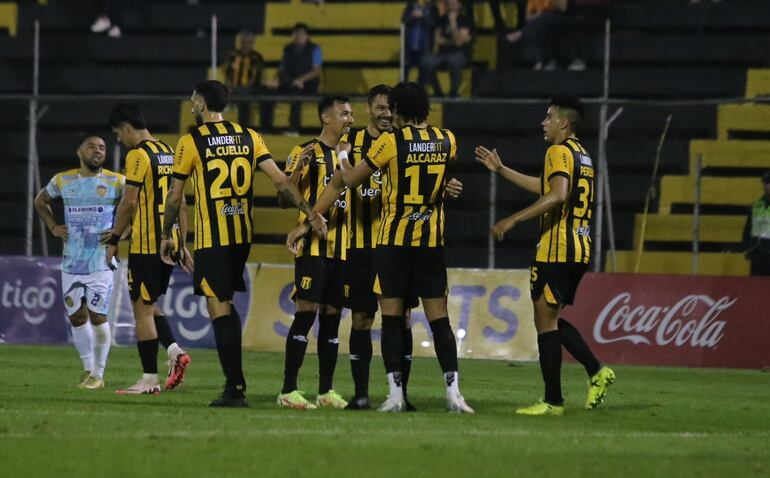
[194,80,229,112]
[78,134,107,148]
[549,96,584,133]
[108,103,146,130]
[388,82,430,124]
[293,22,309,34]
[367,84,391,105]
[318,95,350,122]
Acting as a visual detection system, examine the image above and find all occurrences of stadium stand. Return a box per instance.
[1,0,769,274]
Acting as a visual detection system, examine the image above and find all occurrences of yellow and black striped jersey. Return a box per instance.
[536,137,594,264]
[173,121,272,250]
[365,125,456,248]
[124,139,177,255]
[343,128,382,250]
[285,140,349,260]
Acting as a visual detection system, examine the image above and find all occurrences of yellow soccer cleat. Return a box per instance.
[277,390,317,410]
[81,376,105,390]
[315,390,348,409]
[585,366,616,410]
[516,401,565,416]
[76,371,91,388]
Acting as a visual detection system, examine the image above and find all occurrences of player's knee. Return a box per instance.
[68,309,88,327]
[351,313,374,331]
[296,300,320,313]
[89,312,108,326]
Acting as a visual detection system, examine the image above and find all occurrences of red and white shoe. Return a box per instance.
[165,351,191,390]
[116,378,161,395]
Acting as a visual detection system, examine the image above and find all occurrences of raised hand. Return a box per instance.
[475,146,503,172]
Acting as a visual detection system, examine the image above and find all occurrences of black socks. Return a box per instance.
[558,318,601,377]
[349,328,372,397]
[212,313,246,397]
[153,315,176,350]
[137,338,159,374]
[317,312,341,394]
[381,315,405,374]
[429,318,458,373]
[282,311,316,393]
[402,326,414,398]
[538,330,563,406]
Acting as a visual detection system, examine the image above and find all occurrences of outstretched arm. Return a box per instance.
[260,158,327,237]
[475,145,540,195]
[491,175,569,241]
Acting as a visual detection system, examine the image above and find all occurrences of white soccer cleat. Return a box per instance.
[90,16,111,33]
[447,393,475,414]
[377,394,406,413]
[116,378,161,395]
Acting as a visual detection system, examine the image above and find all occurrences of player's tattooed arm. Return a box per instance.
[33,189,68,240]
[260,158,328,238]
[160,178,185,265]
[475,146,540,194]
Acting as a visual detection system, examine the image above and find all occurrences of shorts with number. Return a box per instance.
[193,244,251,301]
[293,255,346,308]
[128,253,173,304]
[529,261,588,306]
[374,246,447,300]
[347,248,419,312]
[61,270,114,316]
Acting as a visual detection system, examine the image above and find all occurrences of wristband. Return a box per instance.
[337,150,349,161]
[108,234,121,246]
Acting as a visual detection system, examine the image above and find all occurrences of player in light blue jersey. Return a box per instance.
[35,135,125,390]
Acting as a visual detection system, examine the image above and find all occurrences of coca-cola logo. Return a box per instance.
[593,293,734,348]
[220,203,245,216]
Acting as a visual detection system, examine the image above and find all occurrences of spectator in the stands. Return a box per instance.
[505,0,568,70]
[402,0,436,81]
[267,23,323,135]
[419,0,474,97]
[742,171,770,276]
[564,0,608,71]
[90,0,122,38]
[223,29,274,129]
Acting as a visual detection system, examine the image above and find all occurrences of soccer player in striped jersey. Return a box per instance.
[326,85,463,410]
[160,81,325,407]
[292,82,474,413]
[106,104,193,395]
[277,96,353,410]
[476,96,615,416]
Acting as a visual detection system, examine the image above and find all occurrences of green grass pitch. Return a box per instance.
[1,345,768,477]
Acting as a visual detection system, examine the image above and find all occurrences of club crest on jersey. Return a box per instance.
[64,296,74,307]
[301,276,312,290]
[96,185,108,197]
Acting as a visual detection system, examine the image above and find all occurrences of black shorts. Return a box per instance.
[293,255,346,308]
[127,253,173,304]
[346,248,419,313]
[193,244,251,301]
[529,261,588,306]
[374,246,447,300]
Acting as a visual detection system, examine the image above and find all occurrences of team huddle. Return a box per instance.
[36,79,614,415]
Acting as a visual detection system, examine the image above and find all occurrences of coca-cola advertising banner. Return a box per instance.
[564,273,770,369]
